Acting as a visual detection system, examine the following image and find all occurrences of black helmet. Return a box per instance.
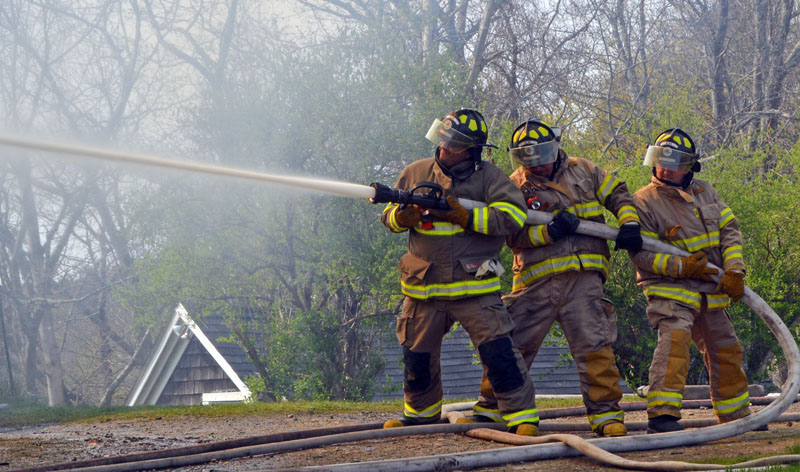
[425,108,497,153]
[508,120,560,169]
[643,128,701,171]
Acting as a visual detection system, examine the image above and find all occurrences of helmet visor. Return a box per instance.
[425,118,478,153]
[509,141,559,168]
[643,145,697,170]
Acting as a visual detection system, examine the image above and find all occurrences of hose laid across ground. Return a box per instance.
[302,210,800,471]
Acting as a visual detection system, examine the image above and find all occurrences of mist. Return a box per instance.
[1,0,798,407]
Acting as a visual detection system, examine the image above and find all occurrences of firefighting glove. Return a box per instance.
[546,210,579,241]
[394,205,421,228]
[614,222,643,252]
[715,269,745,302]
[678,252,718,281]
[430,196,472,229]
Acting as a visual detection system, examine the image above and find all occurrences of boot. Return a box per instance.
[508,423,539,436]
[597,421,627,437]
[455,415,497,424]
[383,416,439,428]
[647,415,684,434]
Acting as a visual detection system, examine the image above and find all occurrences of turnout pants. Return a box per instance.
[645,297,751,422]
[396,293,538,426]
[475,271,624,431]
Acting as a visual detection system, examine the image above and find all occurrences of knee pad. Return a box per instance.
[403,347,431,391]
[478,337,524,394]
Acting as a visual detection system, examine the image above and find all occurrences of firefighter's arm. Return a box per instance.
[628,197,680,276]
[716,196,746,272]
[506,223,551,249]
[715,194,746,301]
[593,165,640,226]
[380,172,416,233]
[471,167,528,236]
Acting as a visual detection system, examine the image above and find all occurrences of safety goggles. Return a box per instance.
[642,145,698,170]
[508,140,559,168]
[425,118,479,153]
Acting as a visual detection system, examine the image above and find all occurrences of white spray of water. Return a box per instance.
[0,133,377,200]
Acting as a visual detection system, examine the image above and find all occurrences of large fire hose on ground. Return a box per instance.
[306,207,800,471]
[2,133,799,471]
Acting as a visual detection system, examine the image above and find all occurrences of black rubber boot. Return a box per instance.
[383,416,440,428]
[647,415,684,434]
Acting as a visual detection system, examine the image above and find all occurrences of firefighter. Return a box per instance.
[630,128,753,433]
[467,119,641,437]
[381,109,539,436]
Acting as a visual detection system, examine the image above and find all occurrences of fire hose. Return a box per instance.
[1,133,799,470]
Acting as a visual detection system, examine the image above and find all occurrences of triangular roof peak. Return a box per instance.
[126,304,251,406]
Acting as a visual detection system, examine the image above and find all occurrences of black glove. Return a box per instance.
[615,222,643,252]
[547,211,579,241]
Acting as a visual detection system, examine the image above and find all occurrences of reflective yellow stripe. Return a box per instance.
[574,201,604,218]
[472,405,504,422]
[384,204,407,233]
[588,410,624,427]
[413,222,464,236]
[722,245,743,264]
[489,201,527,228]
[404,400,442,418]
[401,277,501,300]
[647,390,683,409]
[644,286,731,310]
[596,173,620,204]
[528,224,548,246]
[503,408,540,427]
[473,207,490,234]
[616,205,640,224]
[720,207,735,228]
[671,231,720,252]
[713,391,749,415]
[642,230,659,238]
[512,254,609,291]
[707,293,731,310]
[652,253,672,275]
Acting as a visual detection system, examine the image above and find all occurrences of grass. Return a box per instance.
[0,394,620,428]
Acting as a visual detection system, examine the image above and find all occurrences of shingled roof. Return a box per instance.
[129,306,625,406]
[373,325,587,401]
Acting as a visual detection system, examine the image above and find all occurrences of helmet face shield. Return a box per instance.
[509,140,559,168]
[643,145,697,171]
[425,118,477,153]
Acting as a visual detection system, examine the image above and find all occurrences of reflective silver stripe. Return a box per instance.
[401,277,501,300]
[503,408,540,427]
[404,400,442,418]
[588,410,624,426]
[720,207,735,228]
[489,201,526,227]
[647,390,683,409]
[712,391,750,415]
[472,406,504,422]
[596,173,620,204]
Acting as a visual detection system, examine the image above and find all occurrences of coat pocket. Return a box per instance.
[398,252,431,286]
[599,297,618,344]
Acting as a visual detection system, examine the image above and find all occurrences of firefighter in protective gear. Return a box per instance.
[631,128,752,434]
[470,120,640,437]
[381,109,539,436]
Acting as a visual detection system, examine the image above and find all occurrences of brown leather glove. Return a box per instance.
[715,269,745,302]
[430,196,471,229]
[394,205,421,228]
[678,252,718,281]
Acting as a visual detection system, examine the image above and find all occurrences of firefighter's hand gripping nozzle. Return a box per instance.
[369,181,452,211]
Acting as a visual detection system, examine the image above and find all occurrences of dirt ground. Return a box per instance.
[2,402,800,471]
